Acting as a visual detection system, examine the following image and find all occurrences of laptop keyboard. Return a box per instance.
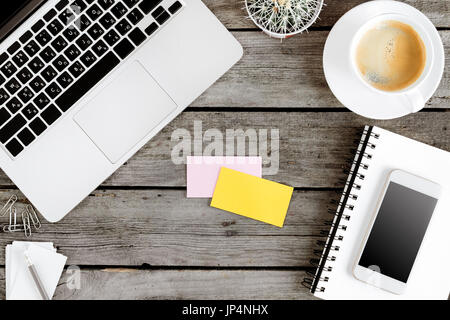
[0,0,184,158]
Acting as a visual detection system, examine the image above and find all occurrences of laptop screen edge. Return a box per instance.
[0,0,48,43]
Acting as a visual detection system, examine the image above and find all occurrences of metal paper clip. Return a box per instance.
[0,195,18,217]
[26,204,41,229]
[3,206,19,232]
[2,206,32,237]
[22,210,32,237]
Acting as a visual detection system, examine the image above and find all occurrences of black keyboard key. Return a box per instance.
[41,65,58,82]
[86,4,103,21]
[0,52,8,66]
[87,23,105,40]
[129,28,146,46]
[75,14,92,31]
[68,61,85,77]
[44,9,57,22]
[168,1,182,14]
[40,46,57,63]
[6,97,23,114]
[56,0,69,11]
[19,31,33,44]
[155,11,170,25]
[0,114,27,143]
[59,8,76,25]
[98,0,115,10]
[18,87,34,103]
[144,22,158,35]
[56,52,119,112]
[36,30,52,46]
[17,87,34,103]
[76,34,93,50]
[63,27,80,42]
[22,103,39,120]
[151,6,165,19]
[0,89,10,105]
[64,44,81,61]
[51,35,69,51]
[111,2,127,19]
[48,19,64,36]
[18,128,35,146]
[41,104,62,125]
[1,62,17,78]
[17,67,33,84]
[127,8,144,25]
[53,55,70,71]
[24,40,40,57]
[113,38,134,59]
[5,138,24,157]
[29,117,47,136]
[45,82,63,99]
[80,50,97,67]
[34,92,51,109]
[29,57,45,73]
[104,29,120,46]
[5,78,21,95]
[0,74,4,86]
[123,0,139,8]
[12,51,29,67]
[99,12,116,30]
[29,76,46,93]
[92,40,108,57]
[0,108,11,126]
[57,71,74,88]
[115,19,132,36]
[31,20,45,33]
[7,42,21,55]
[71,0,88,12]
[139,0,162,14]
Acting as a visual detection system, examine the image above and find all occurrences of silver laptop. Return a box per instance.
[0,0,242,221]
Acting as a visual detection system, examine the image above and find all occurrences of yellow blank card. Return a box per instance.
[211,167,293,227]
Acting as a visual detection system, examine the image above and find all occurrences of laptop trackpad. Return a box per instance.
[74,61,177,163]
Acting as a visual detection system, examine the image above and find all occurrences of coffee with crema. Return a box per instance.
[355,20,426,92]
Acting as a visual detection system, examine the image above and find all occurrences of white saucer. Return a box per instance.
[323,0,445,119]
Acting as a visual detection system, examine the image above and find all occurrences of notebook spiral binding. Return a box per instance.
[302,126,380,294]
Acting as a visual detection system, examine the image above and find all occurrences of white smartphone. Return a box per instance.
[353,170,441,295]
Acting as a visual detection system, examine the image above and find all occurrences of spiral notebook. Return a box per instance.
[304,126,450,300]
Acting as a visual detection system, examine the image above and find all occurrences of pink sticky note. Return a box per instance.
[187,156,262,198]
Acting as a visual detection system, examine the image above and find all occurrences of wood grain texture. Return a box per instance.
[0,189,334,267]
[54,269,315,300]
[1,112,448,188]
[0,268,314,300]
[204,0,450,29]
[192,31,449,109]
[0,0,448,300]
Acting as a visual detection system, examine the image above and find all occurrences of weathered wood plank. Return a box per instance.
[0,112,449,188]
[0,189,334,267]
[55,269,315,300]
[193,31,449,108]
[0,268,314,300]
[205,0,450,29]
[80,112,450,188]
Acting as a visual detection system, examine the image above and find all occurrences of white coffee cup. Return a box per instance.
[349,13,434,113]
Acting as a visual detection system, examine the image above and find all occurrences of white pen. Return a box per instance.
[24,251,50,300]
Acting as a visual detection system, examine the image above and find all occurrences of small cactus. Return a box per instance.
[246,0,323,37]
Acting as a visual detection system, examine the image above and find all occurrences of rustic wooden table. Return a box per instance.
[0,0,448,300]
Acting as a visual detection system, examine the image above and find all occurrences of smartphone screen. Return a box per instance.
[358,181,438,283]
